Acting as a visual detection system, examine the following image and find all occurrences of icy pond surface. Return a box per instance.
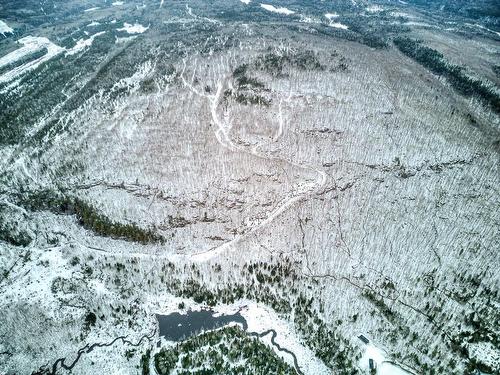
[156,310,247,341]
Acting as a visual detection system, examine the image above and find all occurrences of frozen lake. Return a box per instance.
[156,309,247,341]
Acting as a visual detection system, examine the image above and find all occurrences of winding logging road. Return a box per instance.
[180,59,327,262]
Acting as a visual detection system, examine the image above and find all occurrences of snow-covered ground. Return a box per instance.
[324,13,348,29]
[0,20,14,36]
[359,339,414,375]
[66,31,106,56]
[366,5,384,13]
[468,342,500,372]
[0,36,64,84]
[325,13,339,20]
[117,22,149,34]
[329,22,349,30]
[260,4,295,16]
[240,0,251,4]
[153,297,330,375]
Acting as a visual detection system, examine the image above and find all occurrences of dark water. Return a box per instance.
[156,309,248,341]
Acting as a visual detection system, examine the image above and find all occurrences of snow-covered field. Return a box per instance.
[0,1,499,374]
[0,36,64,84]
[0,20,13,36]
[260,4,295,15]
[329,22,349,30]
[325,13,340,20]
[66,31,106,56]
[359,340,414,375]
[117,22,149,34]
[84,7,100,12]
[152,297,330,375]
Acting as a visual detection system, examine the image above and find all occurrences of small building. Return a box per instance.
[358,334,370,344]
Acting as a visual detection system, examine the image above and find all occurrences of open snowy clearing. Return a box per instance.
[359,341,414,375]
[0,36,64,84]
[153,297,330,375]
[0,20,13,36]
[84,7,100,12]
[260,4,295,16]
[117,22,149,34]
[66,31,106,56]
[329,22,349,30]
[325,13,340,20]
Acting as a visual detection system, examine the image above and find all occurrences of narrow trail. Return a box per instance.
[180,59,327,262]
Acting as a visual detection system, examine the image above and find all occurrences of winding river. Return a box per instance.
[156,309,303,375]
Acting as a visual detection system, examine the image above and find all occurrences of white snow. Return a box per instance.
[329,22,348,30]
[366,5,383,13]
[468,342,500,372]
[359,339,413,375]
[115,35,136,44]
[379,363,413,375]
[325,13,339,20]
[154,298,330,375]
[260,4,295,15]
[299,16,315,24]
[240,0,251,4]
[467,23,500,37]
[0,36,64,84]
[404,21,440,29]
[324,13,347,29]
[112,1,124,5]
[117,22,149,34]
[239,302,330,375]
[389,11,413,18]
[87,21,101,27]
[84,7,100,12]
[65,31,105,56]
[0,20,14,36]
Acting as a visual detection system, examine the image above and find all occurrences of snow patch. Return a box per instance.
[468,342,500,372]
[240,0,251,4]
[260,4,295,15]
[359,339,413,375]
[84,7,100,12]
[366,5,383,13]
[240,302,330,375]
[467,23,500,37]
[405,21,440,29]
[155,298,330,375]
[87,21,101,27]
[0,20,14,36]
[329,22,348,30]
[65,31,105,56]
[115,35,136,44]
[0,36,64,85]
[325,13,339,20]
[112,1,124,5]
[117,22,149,34]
